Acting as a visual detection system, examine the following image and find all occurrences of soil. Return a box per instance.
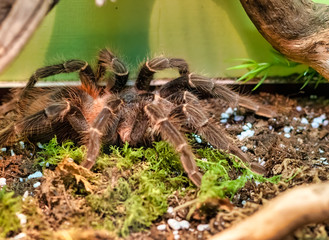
[0,90,329,240]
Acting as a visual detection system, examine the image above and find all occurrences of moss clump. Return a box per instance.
[0,187,22,238]
[87,141,190,237]
[196,148,281,201]
[35,136,85,168]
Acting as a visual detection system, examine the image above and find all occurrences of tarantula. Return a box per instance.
[0,49,275,186]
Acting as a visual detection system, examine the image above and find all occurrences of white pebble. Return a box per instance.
[16,213,27,225]
[234,115,244,122]
[157,224,167,231]
[221,112,230,119]
[33,182,41,188]
[27,171,43,180]
[174,234,180,240]
[0,147,6,152]
[296,106,302,112]
[268,125,273,130]
[197,224,210,232]
[180,220,190,229]
[323,120,329,126]
[241,200,246,205]
[237,129,255,141]
[36,142,44,149]
[13,233,27,240]
[220,119,228,124]
[0,178,6,188]
[283,126,292,133]
[284,133,291,138]
[242,123,252,131]
[225,107,234,115]
[241,146,248,152]
[19,141,25,149]
[319,149,324,154]
[167,206,174,214]
[300,118,309,124]
[168,219,181,230]
[311,122,320,129]
[10,149,15,156]
[22,191,29,201]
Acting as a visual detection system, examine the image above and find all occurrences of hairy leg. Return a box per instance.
[144,100,203,186]
[160,74,276,118]
[0,100,76,146]
[136,57,189,91]
[166,91,266,175]
[96,48,129,92]
[0,60,97,116]
[81,97,123,169]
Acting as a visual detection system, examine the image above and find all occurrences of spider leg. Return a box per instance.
[95,48,129,92]
[0,60,98,116]
[144,101,202,186]
[160,74,276,118]
[166,91,266,175]
[136,57,189,91]
[81,97,123,169]
[0,100,83,146]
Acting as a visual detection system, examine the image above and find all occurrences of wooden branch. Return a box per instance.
[0,0,59,74]
[240,0,329,80]
[210,182,329,240]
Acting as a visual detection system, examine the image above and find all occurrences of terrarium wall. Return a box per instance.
[1,0,328,82]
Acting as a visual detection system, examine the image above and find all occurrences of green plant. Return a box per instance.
[0,187,22,238]
[35,136,85,168]
[228,50,326,89]
[87,142,190,237]
[196,148,281,202]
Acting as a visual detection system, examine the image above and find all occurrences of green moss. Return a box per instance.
[33,138,281,237]
[35,136,85,168]
[196,148,281,201]
[87,141,189,236]
[0,187,22,238]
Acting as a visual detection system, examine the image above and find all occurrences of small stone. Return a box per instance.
[296,106,302,112]
[283,126,292,133]
[197,224,210,231]
[240,146,248,152]
[33,182,41,188]
[300,118,309,124]
[234,115,244,122]
[311,122,320,129]
[13,233,27,240]
[220,119,228,124]
[0,178,6,188]
[36,142,44,149]
[221,112,230,119]
[157,224,167,231]
[22,191,29,201]
[167,207,174,214]
[16,213,27,225]
[27,171,43,180]
[19,141,25,149]
[180,220,190,229]
[0,147,6,152]
[168,219,181,230]
[225,107,234,115]
[10,149,15,156]
[284,133,291,138]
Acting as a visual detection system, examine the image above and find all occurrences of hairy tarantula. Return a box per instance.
[0,49,275,186]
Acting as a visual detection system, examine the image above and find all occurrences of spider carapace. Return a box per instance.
[0,49,275,186]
